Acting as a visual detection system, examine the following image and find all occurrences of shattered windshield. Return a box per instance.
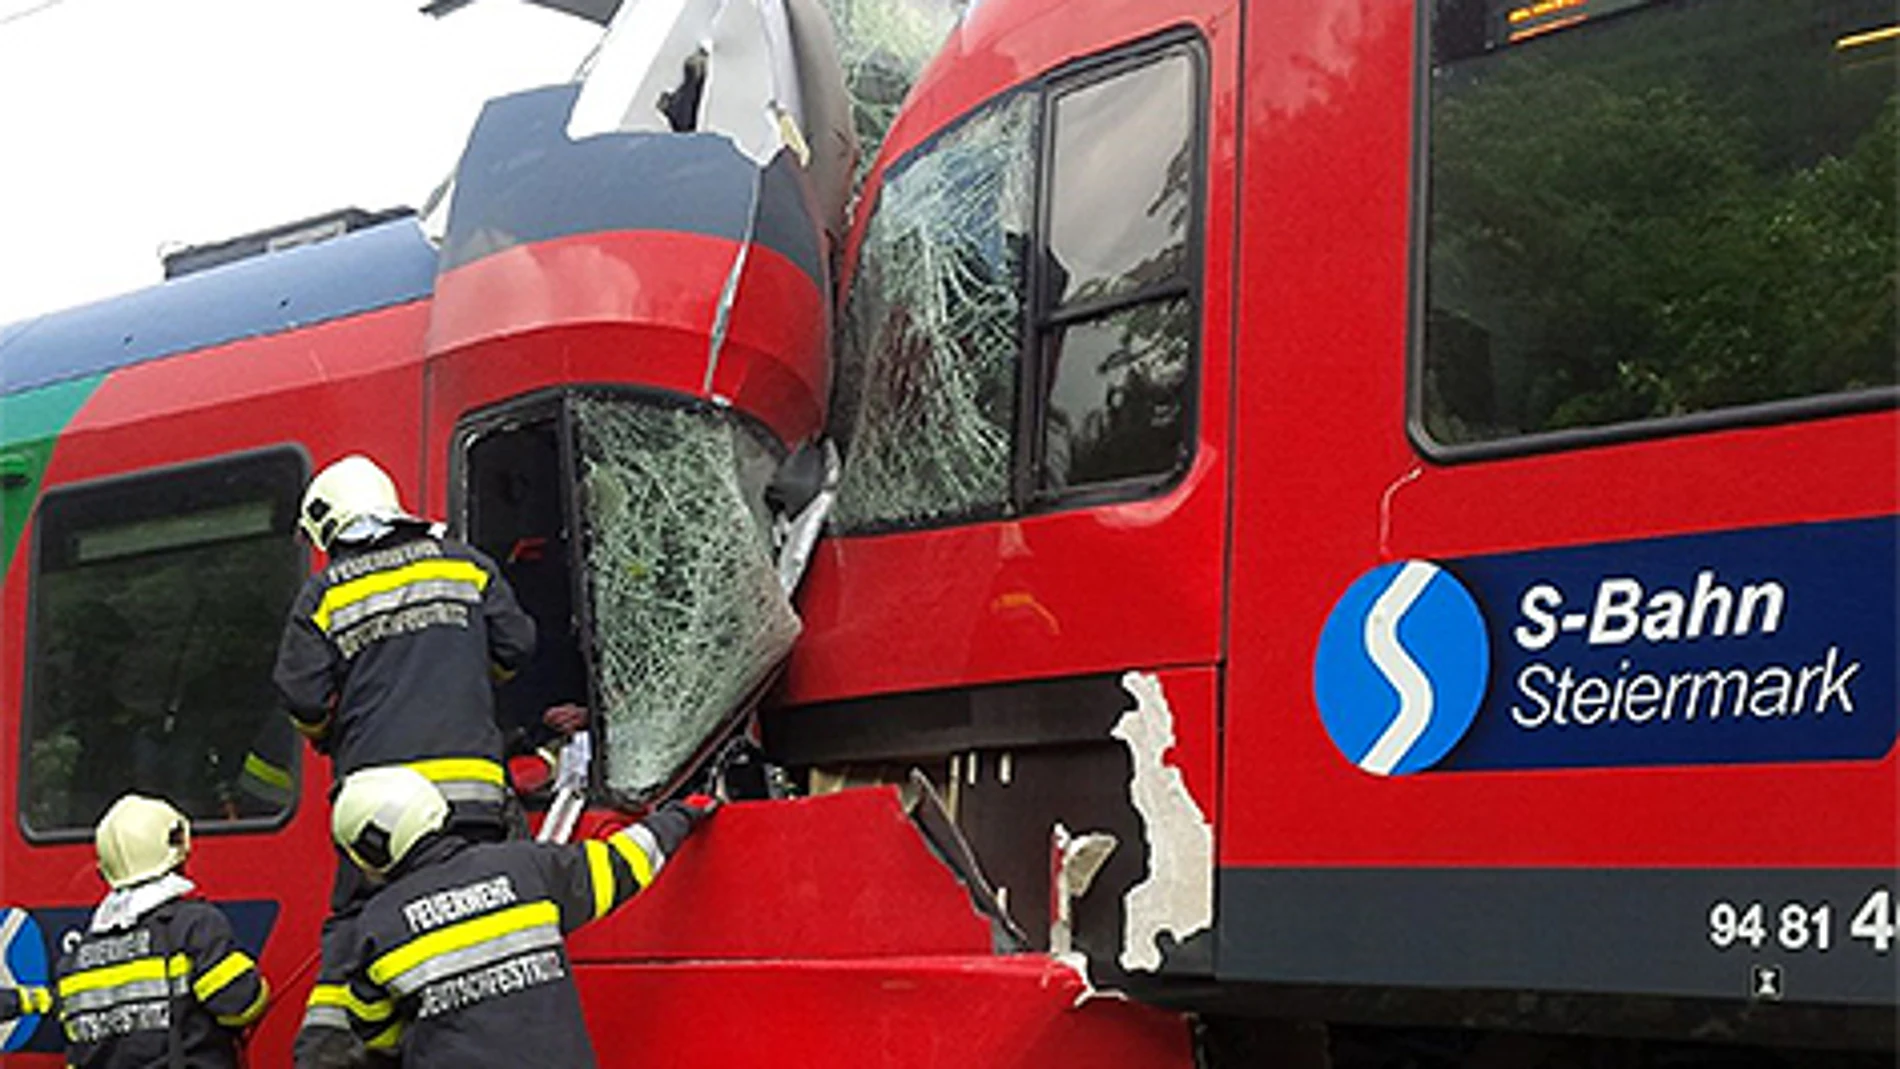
[831,91,1038,529]
[571,396,800,800]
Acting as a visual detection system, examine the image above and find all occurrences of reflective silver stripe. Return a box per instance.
[326,577,484,633]
[382,924,563,998]
[61,976,185,1014]
[436,780,508,805]
[626,823,666,882]
[301,1003,351,1031]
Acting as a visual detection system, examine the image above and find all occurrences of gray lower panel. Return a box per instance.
[1220,867,1899,1007]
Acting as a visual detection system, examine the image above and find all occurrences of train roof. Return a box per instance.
[0,218,438,399]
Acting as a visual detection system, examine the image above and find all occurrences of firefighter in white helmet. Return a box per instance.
[271,454,537,1067]
[320,767,715,1067]
[0,794,270,1067]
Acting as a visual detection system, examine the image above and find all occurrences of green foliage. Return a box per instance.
[1423,6,1897,443]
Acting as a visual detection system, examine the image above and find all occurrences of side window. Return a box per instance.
[23,450,306,836]
[832,92,1039,531]
[833,38,1206,532]
[1419,0,1897,450]
[1037,54,1197,493]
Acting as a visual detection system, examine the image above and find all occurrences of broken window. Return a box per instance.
[831,91,1037,530]
[818,0,970,182]
[569,395,800,800]
[458,393,799,804]
[831,39,1205,529]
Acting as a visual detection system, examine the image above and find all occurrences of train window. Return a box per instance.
[1419,0,1898,450]
[832,36,1206,530]
[22,450,305,837]
[831,91,1038,531]
[1037,53,1198,492]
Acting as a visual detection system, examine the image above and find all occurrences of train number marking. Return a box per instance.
[1709,888,1892,954]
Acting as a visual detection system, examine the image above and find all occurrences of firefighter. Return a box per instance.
[323,766,715,1067]
[0,794,270,1067]
[272,454,537,1067]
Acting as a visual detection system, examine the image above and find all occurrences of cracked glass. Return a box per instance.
[832,91,1037,530]
[571,396,800,799]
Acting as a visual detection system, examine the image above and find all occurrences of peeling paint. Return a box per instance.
[1112,671,1214,972]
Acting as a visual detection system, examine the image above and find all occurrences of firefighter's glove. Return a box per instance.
[642,796,719,857]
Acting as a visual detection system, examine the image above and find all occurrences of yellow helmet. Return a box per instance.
[332,767,449,878]
[95,795,190,889]
[299,455,418,552]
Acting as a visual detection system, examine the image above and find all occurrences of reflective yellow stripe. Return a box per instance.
[368,901,560,988]
[312,559,489,632]
[215,978,270,1028]
[191,951,256,1003]
[241,752,293,791]
[405,757,505,787]
[31,987,51,1015]
[307,982,393,1023]
[608,830,654,889]
[583,841,613,920]
[365,1018,405,1051]
[57,953,189,996]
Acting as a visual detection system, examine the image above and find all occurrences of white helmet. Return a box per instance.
[332,767,449,878]
[95,795,191,889]
[300,455,418,552]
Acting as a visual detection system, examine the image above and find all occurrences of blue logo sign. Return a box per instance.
[1314,561,1490,775]
[1314,518,1899,774]
[0,908,48,1053]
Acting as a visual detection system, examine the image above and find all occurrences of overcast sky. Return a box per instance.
[0,0,601,326]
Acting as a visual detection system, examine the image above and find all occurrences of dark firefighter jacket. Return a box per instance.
[0,898,270,1068]
[330,804,701,1068]
[271,530,536,814]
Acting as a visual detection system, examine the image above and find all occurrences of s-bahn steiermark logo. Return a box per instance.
[1313,561,1489,776]
[0,907,49,1053]
[1312,519,1897,775]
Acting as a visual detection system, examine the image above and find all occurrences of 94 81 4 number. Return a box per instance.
[1708,888,1894,954]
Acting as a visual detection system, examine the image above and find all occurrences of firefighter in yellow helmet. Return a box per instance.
[321,767,714,1067]
[0,794,270,1067]
[272,454,537,1067]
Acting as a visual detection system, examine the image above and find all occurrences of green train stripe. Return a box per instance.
[1,375,103,576]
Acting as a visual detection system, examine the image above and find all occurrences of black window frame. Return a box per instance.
[20,446,309,844]
[832,28,1211,535]
[1406,0,1900,465]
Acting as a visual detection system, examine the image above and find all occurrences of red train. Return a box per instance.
[0,0,1893,1064]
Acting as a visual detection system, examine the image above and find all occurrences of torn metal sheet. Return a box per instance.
[571,397,801,800]
[1112,671,1214,972]
[1049,823,1118,959]
[567,0,856,237]
[831,91,1035,527]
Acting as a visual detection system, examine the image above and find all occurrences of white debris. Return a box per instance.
[1112,671,1213,972]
